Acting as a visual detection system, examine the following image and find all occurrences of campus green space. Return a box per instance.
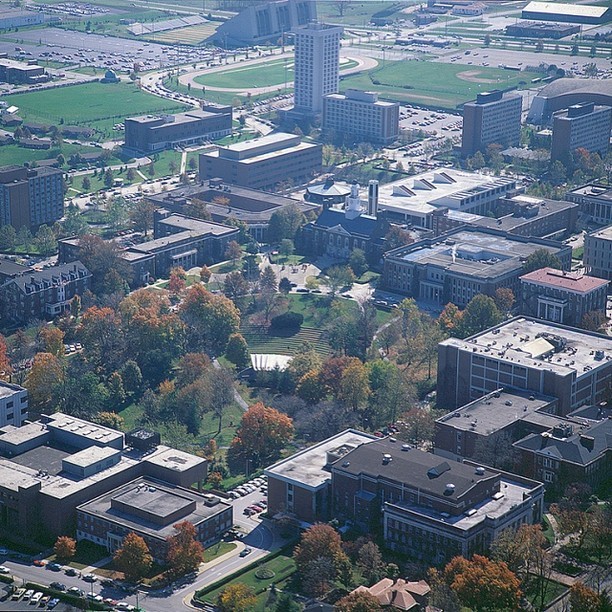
[0,142,119,168]
[339,59,540,109]
[193,58,359,92]
[317,0,406,26]
[197,553,297,611]
[7,82,188,137]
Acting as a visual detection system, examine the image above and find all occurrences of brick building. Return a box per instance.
[0,261,91,323]
[520,267,608,326]
[124,106,232,153]
[437,317,612,415]
[0,165,64,230]
[77,478,232,562]
[199,133,322,191]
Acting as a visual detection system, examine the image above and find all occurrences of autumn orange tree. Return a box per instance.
[114,532,153,582]
[168,266,187,296]
[53,536,76,561]
[26,352,65,415]
[335,591,383,612]
[440,554,521,612]
[227,402,294,469]
[0,334,11,380]
[37,326,65,357]
[78,306,125,373]
[294,523,351,597]
[217,583,257,612]
[166,521,204,577]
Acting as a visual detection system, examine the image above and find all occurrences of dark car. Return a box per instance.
[47,562,62,571]
[50,582,66,592]
[239,547,252,557]
[65,567,78,577]
[100,578,115,588]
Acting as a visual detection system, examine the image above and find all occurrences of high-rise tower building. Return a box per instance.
[293,21,343,115]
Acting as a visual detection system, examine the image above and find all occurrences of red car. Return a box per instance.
[33,560,45,567]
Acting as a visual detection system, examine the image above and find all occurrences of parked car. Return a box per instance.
[47,562,62,571]
[239,547,252,557]
[0,566,9,574]
[47,598,60,609]
[82,573,97,582]
[65,567,78,576]
[49,582,66,591]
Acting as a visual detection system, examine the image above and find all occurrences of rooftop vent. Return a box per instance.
[382,453,393,465]
[475,466,485,475]
[444,483,456,495]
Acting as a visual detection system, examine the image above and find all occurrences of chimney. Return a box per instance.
[368,180,379,217]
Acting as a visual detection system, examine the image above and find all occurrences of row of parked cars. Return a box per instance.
[228,476,267,499]
[11,588,60,608]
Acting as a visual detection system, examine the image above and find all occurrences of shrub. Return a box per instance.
[270,311,304,331]
[254,568,275,580]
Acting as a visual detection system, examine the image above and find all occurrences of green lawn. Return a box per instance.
[198,554,297,611]
[203,541,237,563]
[0,142,120,168]
[317,0,405,25]
[339,60,540,109]
[194,58,358,90]
[6,82,188,137]
[524,578,567,609]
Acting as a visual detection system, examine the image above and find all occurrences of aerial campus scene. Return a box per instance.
[0,0,610,610]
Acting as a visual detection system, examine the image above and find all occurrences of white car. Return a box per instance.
[0,566,9,574]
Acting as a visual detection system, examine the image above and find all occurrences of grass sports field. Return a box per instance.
[194,57,359,90]
[7,82,188,136]
[339,60,539,109]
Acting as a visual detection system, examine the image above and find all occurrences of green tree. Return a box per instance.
[349,248,368,277]
[0,225,17,250]
[108,371,126,406]
[339,360,371,414]
[129,199,155,235]
[225,240,242,265]
[358,541,385,584]
[34,224,57,256]
[120,360,142,396]
[267,203,306,242]
[104,167,114,188]
[225,333,249,369]
[279,238,295,259]
[324,265,355,297]
[523,248,562,273]
[456,294,503,338]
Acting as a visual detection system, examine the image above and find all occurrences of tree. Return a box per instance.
[95,411,124,429]
[78,306,124,373]
[336,592,383,612]
[279,238,294,258]
[0,334,11,380]
[26,352,64,415]
[224,271,249,304]
[34,225,57,256]
[279,276,292,294]
[470,151,486,170]
[296,369,326,404]
[441,555,521,612]
[349,248,368,277]
[456,294,503,338]
[294,523,348,586]
[385,225,413,251]
[129,199,155,235]
[104,167,114,188]
[54,536,76,561]
[438,302,463,334]
[38,326,65,357]
[548,160,567,186]
[168,266,187,296]
[267,203,306,242]
[324,265,355,298]
[494,287,515,313]
[200,265,212,284]
[166,521,204,577]
[108,371,126,406]
[77,234,133,294]
[339,360,371,415]
[217,584,257,612]
[580,310,607,331]
[483,33,491,47]
[228,402,294,468]
[358,541,385,584]
[225,240,242,265]
[120,360,142,396]
[569,582,601,612]
[259,265,278,294]
[225,333,249,369]
[180,284,240,355]
[114,532,153,582]
[535,41,544,52]
[0,225,17,250]
[523,248,562,273]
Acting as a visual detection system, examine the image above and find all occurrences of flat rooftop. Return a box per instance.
[522,1,609,19]
[387,477,537,531]
[388,230,564,280]
[43,413,124,448]
[0,382,24,400]
[78,477,230,541]
[144,445,207,473]
[436,389,557,434]
[441,317,612,377]
[588,225,612,241]
[521,267,609,293]
[127,109,224,126]
[63,445,119,469]
[335,438,499,499]
[376,169,516,215]
[265,429,377,490]
[159,214,237,236]
[206,139,320,165]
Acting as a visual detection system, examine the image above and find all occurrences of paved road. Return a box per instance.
[0,486,282,611]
